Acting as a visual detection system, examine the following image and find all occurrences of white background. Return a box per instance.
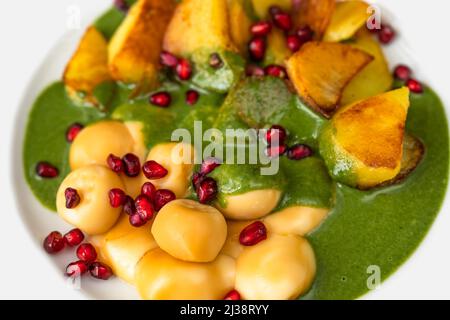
[0,0,449,299]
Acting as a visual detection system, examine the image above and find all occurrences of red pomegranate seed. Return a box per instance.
[239,221,267,246]
[176,58,192,80]
[264,65,287,79]
[297,25,314,43]
[286,34,302,52]
[142,160,168,179]
[89,262,113,280]
[406,78,423,94]
[76,243,97,263]
[150,91,172,108]
[66,260,88,277]
[141,182,156,201]
[394,65,412,81]
[109,188,126,208]
[246,64,265,77]
[43,231,65,254]
[36,162,59,178]
[269,5,282,17]
[266,125,287,145]
[192,172,205,189]
[186,90,200,106]
[65,188,80,209]
[200,157,221,175]
[123,195,136,216]
[154,189,176,211]
[122,153,141,177]
[287,144,313,160]
[266,145,287,158]
[114,0,129,13]
[224,289,241,300]
[378,24,396,44]
[107,154,124,173]
[197,178,218,204]
[160,51,179,68]
[135,195,155,221]
[66,123,83,143]
[64,228,84,247]
[273,12,292,31]
[248,37,266,61]
[129,213,146,227]
[250,21,272,37]
[209,53,223,69]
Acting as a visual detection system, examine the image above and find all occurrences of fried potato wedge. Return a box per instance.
[341,28,393,105]
[319,87,411,189]
[63,26,111,106]
[286,41,373,117]
[109,0,176,89]
[228,0,253,55]
[251,0,292,19]
[264,28,292,66]
[163,0,236,56]
[293,0,336,39]
[323,0,370,42]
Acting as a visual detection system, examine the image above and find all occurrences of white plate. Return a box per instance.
[4,0,450,299]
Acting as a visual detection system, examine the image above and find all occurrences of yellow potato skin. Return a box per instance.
[70,121,135,170]
[152,199,227,262]
[264,29,292,66]
[294,0,336,39]
[228,0,253,55]
[56,165,124,235]
[135,249,235,300]
[236,234,316,300]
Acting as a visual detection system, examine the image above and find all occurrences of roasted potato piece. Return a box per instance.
[286,41,373,117]
[341,28,393,105]
[264,29,292,66]
[228,0,253,55]
[293,0,336,39]
[108,0,176,89]
[251,0,292,19]
[63,26,111,106]
[319,87,411,189]
[323,0,370,42]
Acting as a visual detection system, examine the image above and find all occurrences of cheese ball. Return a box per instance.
[235,234,316,300]
[56,165,124,235]
[152,199,227,262]
[135,249,235,300]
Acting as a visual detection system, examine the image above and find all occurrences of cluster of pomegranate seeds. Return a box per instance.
[393,64,423,94]
[160,51,179,68]
[153,189,176,211]
[286,144,313,160]
[64,228,84,247]
[66,123,83,143]
[43,231,65,254]
[245,64,265,77]
[142,160,168,179]
[264,125,313,160]
[266,125,287,145]
[406,78,423,94]
[66,261,89,277]
[197,178,218,204]
[122,153,141,177]
[264,65,287,79]
[250,21,272,37]
[76,243,98,263]
[135,195,155,221]
[209,53,224,69]
[200,157,222,175]
[109,188,126,208]
[239,221,267,246]
[176,58,193,80]
[150,91,172,108]
[65,188,81,209]
[141,182,156,201]
[248,37,266,62]
[114,0,129,13]
[89,262,113,280]
[224,289,241,300]
[107,154,124,173]
[36,162,59,179]
[186,90,200,106]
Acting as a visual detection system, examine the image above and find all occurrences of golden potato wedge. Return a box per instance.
[251,0,292,18]
[228,0,253,55]
[109,0,176,89]
[341,28,393,105]
[323,0,370,42]
[63,26,111,106]
[264,28,292,66]
[163,0,236,56]
[286,41,373,117]
[293,0,336,39]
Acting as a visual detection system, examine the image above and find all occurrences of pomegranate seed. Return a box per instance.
[287,144,313,160]
[394,65,412,81]
[406,78,423,94]
[107,154,124,173]
[248,37,266,61]
[76,243,97,263]
[109,188,126,208]
[89,262,113,280]
[135,195,155,221]
[266,145,287,158]
[66,123,83,143]
[266,125,287,145]
[142,160,168,179]
[297,25,314,43]
[273,12,292,31]
[43,231,65,254]
[65,188,80,209]
[36,162,59,178]
[150,91,172,108]
[286,34,302,52]
[176,58,192,80]
[66,260,88,277]
[378,24,396,44]
[239,221,267,246]
[192,172,204,189]
[209,53,223,69]
[200,157,221,175]
[122,153,141,177]
[269,5,282,17]
[114,0,129,13]
[250,21,272,37]
[264,65,287,79]
[160,51,178,68]
[64,228,84,247]
[154,189,176,211]
[245,64,265,77]
[197,178,218,204]
[129,213,146,227]
[224,289,241,300]
[186,90,200,106]
[123,195,136,215]
[141,182,156,201]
